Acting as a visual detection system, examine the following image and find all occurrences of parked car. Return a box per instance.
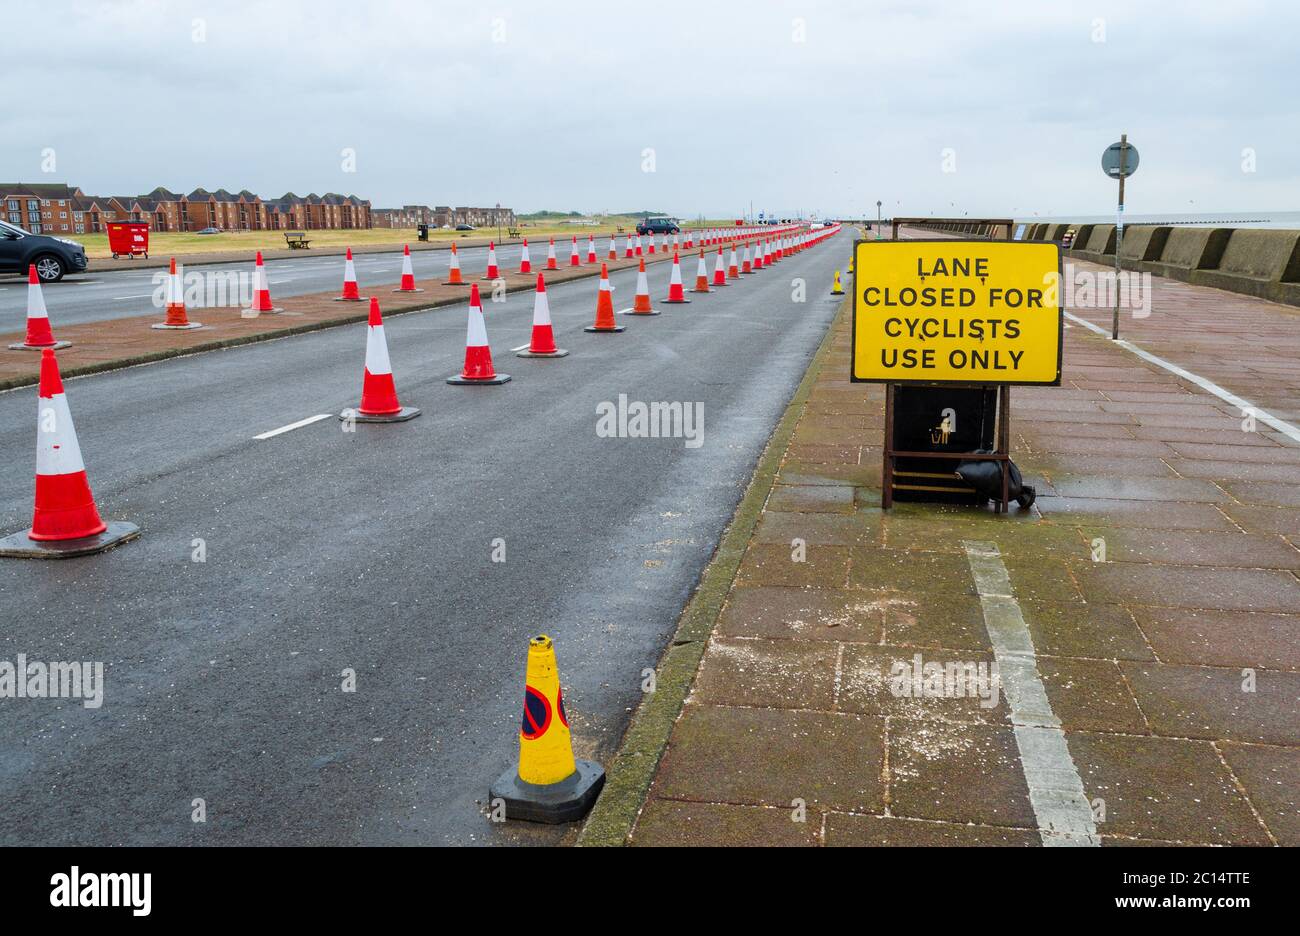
[1061,229,1076,249]
[196,227,221,235]
[0,219,88,282]
[636,216,680,235]
[455,223,475,231]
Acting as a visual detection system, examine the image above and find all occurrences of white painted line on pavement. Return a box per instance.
[509,342,530,351]
[1065,311,1300,443]
[112,294,153,301]
[253,413,333,440]
[963,540,1100,847]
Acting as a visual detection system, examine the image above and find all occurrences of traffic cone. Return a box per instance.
[546,237,559,271]
[586,235,596,264]
[0,349,139,558]
[10,265,71,350]
[753,239,765,270]
[740,243,753,274]
[672,233,680,255]
[692,250,710,293]
[664,252,690,304]
[447,283,511,384]
[152,257,203,329]
[483,242,501,280]
[584,263,625,332]
[712,247,728,286]
[444,243,467,285]
[847,254,854,278]
[241,251,282,315]
[647,233,656,255]
[623,234,633,259]
[620,258,659,315]
[684,230,693,248]
[340,298,420,422]
[607,235,617,261]
[518,239,532,274]
[727,245,739,280]
[569,236,580,267]
[393,244,423,292]
[332,248,364,302]
[831,271,845,295]
[634,234,643,257]
[517,274,569,358]
[489,634,605,823]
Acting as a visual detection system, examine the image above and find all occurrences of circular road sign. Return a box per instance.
[1102,141,1139,179]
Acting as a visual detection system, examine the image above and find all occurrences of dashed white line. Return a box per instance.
[253,413,333,440]
[963,540,1100,847]
[1065,311,1300,444]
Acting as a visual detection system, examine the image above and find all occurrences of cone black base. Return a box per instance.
[339,406,421,423]
[447,374,511,385]
[9,340,71,351]
[0,521,140,560]
[442,281,472,287]
[831,289,845,296]
[331,296,365,302]
[489,759,605,824]
[617,308,660,316]
[516,348,570,358]
[392,288,425,293]
[583,325,626,332]
[150,322,204,330]
[664,298,692,304]
[240,307,283,317]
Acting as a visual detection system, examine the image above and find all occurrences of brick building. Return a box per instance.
[374,204,516,230]
[1,182,373,234]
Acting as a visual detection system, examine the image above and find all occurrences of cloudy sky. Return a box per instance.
[8,0,1297,219]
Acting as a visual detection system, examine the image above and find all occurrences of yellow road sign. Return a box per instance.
[851,240,1062,385]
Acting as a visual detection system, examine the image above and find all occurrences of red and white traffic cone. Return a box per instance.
[341,297,420,422]
[153,257,203,328]
[692,250,711,293]
[727,245,739,280]
[664,253,690,304]
[394,244,423,292]
[624,234,634,259]
[570,236,581,267]
[585,263,625,333]
[586,235,597,264]
[518,239,532,274]
[753,239,765,270]
[517,274,569,358]
[9,265,70,350]
[740,243,753,274]
[712,247,728,287]
[444,243,466,285]
[484,242,501,280]
[546,237,559,271]
[620,258,659,316]
[634,234,643,257]
[647,233,656,255]
[448,283,511,384]
[672,233,680,255]
[607,235,618,261]
[242,251,282,315]
[332,248,364,302]
[0,349,140,557]
[685,230,694,249]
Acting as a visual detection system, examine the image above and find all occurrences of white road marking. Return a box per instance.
[111,294,153,301]
[253,413,333,440]
[510,342,530,352]
[1065,311,1300,444]
[963,540,1100,847]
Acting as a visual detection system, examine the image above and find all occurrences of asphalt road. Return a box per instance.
[0,229,848,845]
[0,237,637,329]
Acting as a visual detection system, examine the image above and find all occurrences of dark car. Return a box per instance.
[0,220,88,282]
[196,227,221,235]
[636,216,680,235]
[455,223,475,231]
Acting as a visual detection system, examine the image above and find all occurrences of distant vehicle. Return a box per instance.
[636,216,680,235]
[196,227,221,235]
[0,219,88,282]
[455,223,475,231]
[1061,229,1076,248]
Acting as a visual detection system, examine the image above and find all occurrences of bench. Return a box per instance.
[284,232,311,249]
[508,227,521,238]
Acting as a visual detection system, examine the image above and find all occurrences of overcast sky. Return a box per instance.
[7,0,1297,219]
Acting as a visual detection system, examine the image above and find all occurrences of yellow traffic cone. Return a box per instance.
[831,271,845,295]
[847,255,855,277]
[489,635,605,822]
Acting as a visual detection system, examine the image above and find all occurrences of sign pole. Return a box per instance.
[1111,133,1127,340]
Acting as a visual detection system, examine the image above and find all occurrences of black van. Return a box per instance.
[0,219,89,282]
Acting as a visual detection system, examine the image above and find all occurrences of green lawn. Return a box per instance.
[74,216,754,259]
